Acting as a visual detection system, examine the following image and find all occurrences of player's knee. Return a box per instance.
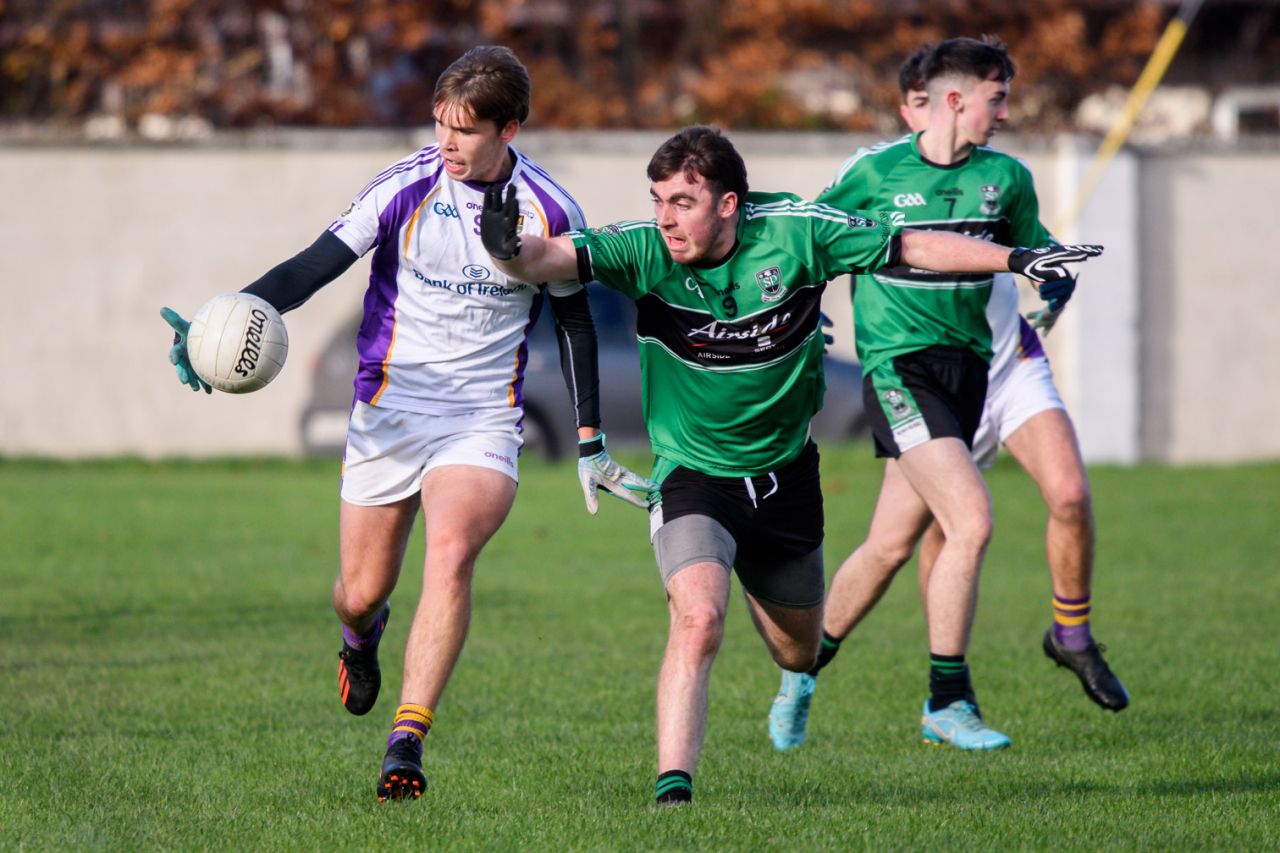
[670,605,725,658]
[332,581,383,623]
[1047,480,1093,526]
[868,538,916,574]
[946,510,993,555]
[424,531,483,580]
[774,641,820,673]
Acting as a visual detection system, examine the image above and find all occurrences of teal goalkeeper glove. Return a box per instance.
[577,434,655,514]
[160,306,212,394]
[1025,304,1064,336]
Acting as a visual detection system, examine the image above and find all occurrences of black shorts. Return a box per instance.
[863,346,989,459]
[652,441,824,607]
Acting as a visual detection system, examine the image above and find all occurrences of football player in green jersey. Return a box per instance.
[897,44,1128,716]
[770,37,1114,754]
[481,125,1099,802]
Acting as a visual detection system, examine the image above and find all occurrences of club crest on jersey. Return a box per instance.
[756,267,786,302]
[980,184,1002,215]
[591,224,622,237]
[847,215,876,229]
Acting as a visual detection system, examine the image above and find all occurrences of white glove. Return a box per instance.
[1025,304,1064,336]
[577,434,654,514]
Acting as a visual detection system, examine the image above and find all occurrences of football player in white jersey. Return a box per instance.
[162,46,651,802]
[767,41,1126,754]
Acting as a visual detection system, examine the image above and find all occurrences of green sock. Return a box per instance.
[809,631,843,676]
[655,770,692,805]
[928,653,973,712]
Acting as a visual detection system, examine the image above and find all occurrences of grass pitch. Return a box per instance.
[1,447,1277,850]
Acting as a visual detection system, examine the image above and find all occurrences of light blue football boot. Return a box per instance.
[920,699,1011,750]
[768,669,817,751]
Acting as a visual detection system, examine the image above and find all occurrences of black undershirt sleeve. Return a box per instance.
[883,233,903,270]
[241,231,359,313]
[547,286,602,430]
[574,244,595,289]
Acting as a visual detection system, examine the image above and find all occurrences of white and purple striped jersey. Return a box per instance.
[327,145,585,415]
[986,271,1048,391]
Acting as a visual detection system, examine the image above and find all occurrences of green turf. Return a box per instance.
[1,448,1277,850]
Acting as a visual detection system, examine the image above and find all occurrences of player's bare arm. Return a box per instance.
[480,183,580,282]
[899,229,1102,284]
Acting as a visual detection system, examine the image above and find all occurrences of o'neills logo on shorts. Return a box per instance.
[484,451,514,467]
[234,308,269,377]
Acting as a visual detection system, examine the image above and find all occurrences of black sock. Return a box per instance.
[928,653,973,712]
[808,631,843,677]
[655,770,692,805]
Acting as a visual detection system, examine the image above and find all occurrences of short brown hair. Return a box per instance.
[646,126,749,202]
[898,44,933,97]
[433,45,531,127]
[923,36,1016,87]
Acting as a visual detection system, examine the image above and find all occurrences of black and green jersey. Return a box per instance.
[571,191,899,478]
[818,132,1053,374]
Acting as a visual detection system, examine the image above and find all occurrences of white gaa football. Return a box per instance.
[187,292,288,394]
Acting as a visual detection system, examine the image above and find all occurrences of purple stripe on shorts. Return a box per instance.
[1017,315,1046,360]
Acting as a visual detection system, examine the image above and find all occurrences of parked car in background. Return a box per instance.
[299,284,867,459]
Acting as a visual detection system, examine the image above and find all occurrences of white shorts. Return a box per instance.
[340,402,523,505]
[971,356,1065,469]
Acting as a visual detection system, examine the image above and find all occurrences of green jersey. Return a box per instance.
[817,132,1053,374]
[571,191,899,477]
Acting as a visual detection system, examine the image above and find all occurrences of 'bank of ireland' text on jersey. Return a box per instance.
[328,146,584,415]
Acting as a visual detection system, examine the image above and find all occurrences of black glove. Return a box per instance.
[1037,273,1077,311]
[1008,244,1102,285]
[481,183,521,260]
[819,311,834,352]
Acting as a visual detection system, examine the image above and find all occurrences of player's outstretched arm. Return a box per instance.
[161,232,357,394]
[480,184,580,282]
[900,230,1102,285]
[160,307,212,393]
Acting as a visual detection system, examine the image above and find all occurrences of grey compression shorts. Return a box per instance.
[651,514,824,608]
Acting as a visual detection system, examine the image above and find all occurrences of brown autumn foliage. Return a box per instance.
[0,0,1171,132]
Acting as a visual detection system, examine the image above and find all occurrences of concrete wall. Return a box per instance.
[1137,151,1280,463]
[0,132,1276,462]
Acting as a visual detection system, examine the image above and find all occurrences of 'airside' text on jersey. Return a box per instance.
[572,192,899,478]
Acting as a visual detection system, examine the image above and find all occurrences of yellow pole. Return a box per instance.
[1056,0,1203,233]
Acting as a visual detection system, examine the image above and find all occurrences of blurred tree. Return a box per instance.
[0,0,1267,133]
